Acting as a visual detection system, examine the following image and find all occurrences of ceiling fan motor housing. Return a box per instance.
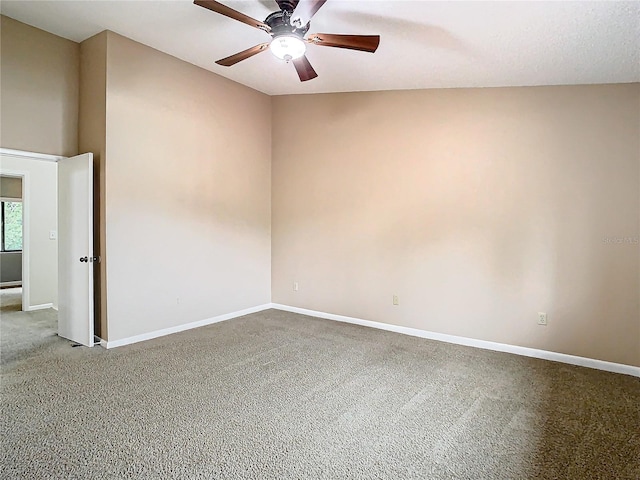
[265,10,309,39]
[276,0,298,13]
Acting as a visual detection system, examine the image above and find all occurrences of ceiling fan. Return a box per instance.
[193,0,380,82]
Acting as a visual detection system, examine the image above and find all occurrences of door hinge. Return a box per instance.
[90,256,101,263]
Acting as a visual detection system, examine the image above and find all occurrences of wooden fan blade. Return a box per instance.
[292,55,318,82]
[194,0,270,32]
[216,43,270,67]
[306,33,380,53]
[290,0,327,27]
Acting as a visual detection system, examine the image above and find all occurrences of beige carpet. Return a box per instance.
[1,303,639,479]
[0,287,21,310]
[0,287,58,366]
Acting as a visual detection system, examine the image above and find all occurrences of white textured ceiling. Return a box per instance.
[1,0,639,95]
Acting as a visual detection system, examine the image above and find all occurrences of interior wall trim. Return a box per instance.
[0,148,63,162]
[270,303,640,378]
[27,303,53,311]
[92,301,640,377]
[102,303,273,348]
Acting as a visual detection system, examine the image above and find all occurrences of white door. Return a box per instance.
[57,153,94,347]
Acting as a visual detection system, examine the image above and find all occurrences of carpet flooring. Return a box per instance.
[1,298,639,479]
[0,288,59,367]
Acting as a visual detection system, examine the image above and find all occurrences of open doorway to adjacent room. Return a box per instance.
[1,176,24,312]
[0,156,59,361]
[1,149,98,359]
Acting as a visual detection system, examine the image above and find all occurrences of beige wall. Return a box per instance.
[272,84,640,367]
[3,18,638,366]
[103,33,272,341]
[0,154,57,307]
[0,15,79,157]
[79,32,108,339]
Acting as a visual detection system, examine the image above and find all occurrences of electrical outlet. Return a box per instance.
[393,295,399,306]
[537,312,547,326]
[293,282,299,292]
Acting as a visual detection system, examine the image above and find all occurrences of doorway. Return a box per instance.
[0,178,24,311]
[0,209,22,334]
[0,152,57,313]
[0,148,97,349]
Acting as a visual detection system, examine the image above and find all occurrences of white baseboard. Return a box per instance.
[0,281,22,288]
[26,303,53,312]
[270,303,640,378]
[103,303,273,349]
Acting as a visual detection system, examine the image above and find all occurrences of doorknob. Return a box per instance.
[79,256,88,263]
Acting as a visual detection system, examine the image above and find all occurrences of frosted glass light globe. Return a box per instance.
[270,35,306,61]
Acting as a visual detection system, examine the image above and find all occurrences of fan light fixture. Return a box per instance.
[270,35,306,61]
[194,0,381,82]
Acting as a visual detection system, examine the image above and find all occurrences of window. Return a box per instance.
[1,201,23,252]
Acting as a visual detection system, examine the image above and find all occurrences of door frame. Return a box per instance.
[0,148,62,311]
